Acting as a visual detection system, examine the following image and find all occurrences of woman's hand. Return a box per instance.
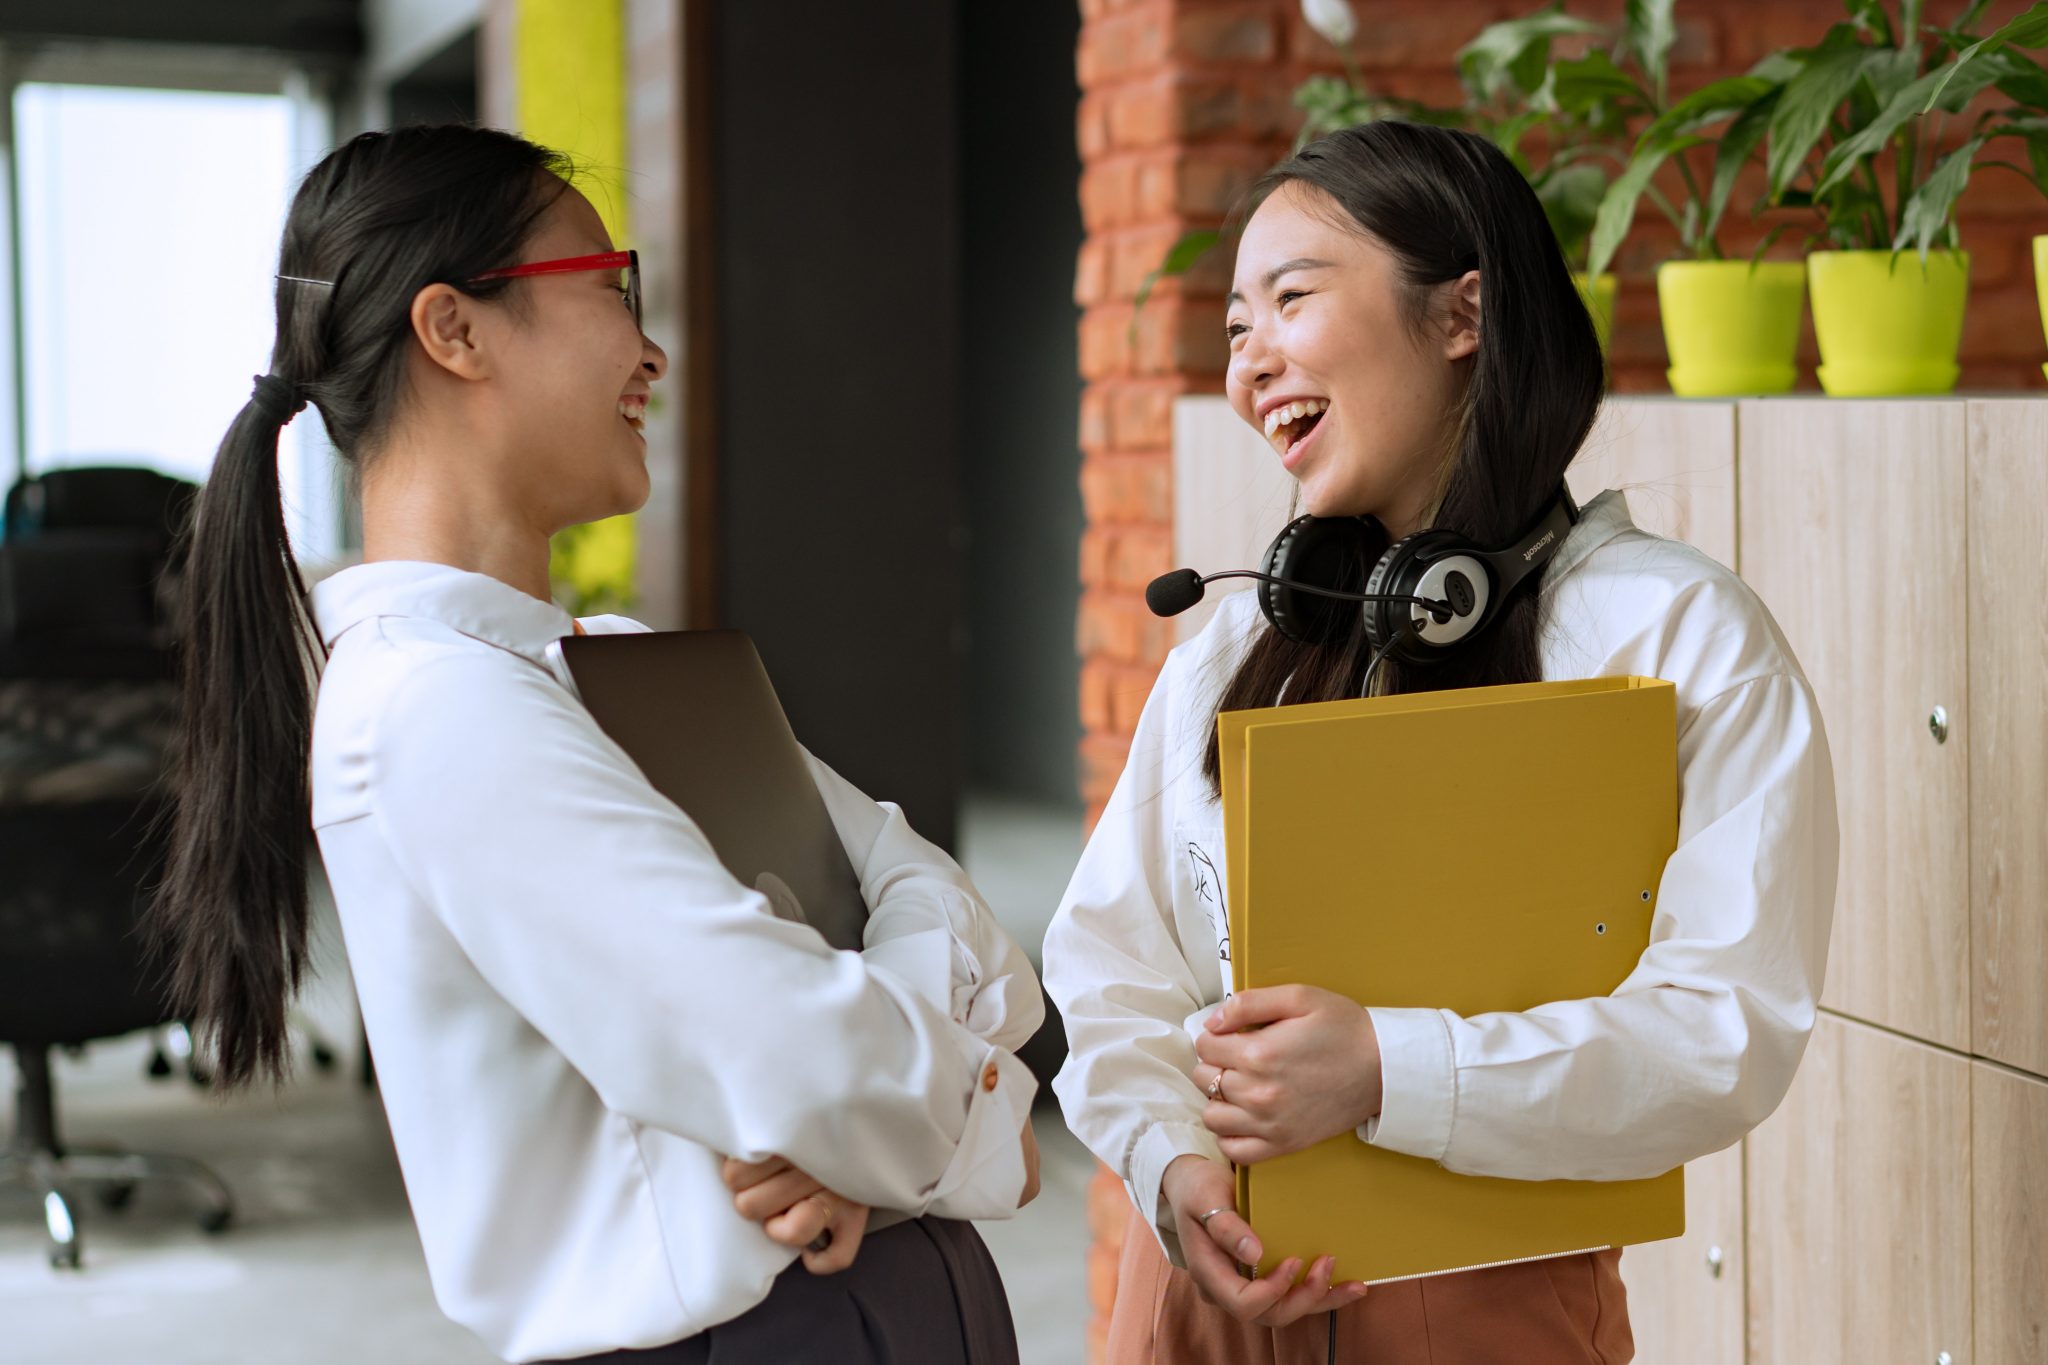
[1191,985,1383,1166]
[721,1155,871,1274]
[1160,1154,1366,1325]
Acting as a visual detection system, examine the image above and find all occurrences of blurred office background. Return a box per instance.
[0,1,1092,1361]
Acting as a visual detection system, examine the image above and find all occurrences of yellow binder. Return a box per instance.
[1218,676,1685,1284]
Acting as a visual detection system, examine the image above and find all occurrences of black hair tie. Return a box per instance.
[249,373,307,427]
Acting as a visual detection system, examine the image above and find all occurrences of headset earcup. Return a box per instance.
[1258,515,1386,644]
[1363,530,1463,662]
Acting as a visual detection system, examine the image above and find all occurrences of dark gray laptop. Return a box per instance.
[558,630,869,951]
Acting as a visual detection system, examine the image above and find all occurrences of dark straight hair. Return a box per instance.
[1202,120,1605,794]
[152,125,574,1088]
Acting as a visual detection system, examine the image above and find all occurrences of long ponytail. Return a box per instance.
[153,126,573,1087]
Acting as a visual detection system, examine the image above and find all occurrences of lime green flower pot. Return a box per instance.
[1574,272,1617,354]
[1656,260,1805,396]
[2034,235,2047,382]
[1808,249,1970,397]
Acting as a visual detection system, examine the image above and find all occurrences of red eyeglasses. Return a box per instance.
[469,249,641,328]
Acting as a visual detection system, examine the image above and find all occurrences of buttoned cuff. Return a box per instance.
[918,1036,1037,1221]
[1129,1120,1226,1269]
[1357,1006,1456,1164]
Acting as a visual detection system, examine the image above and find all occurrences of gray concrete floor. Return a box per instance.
[2,791,1095,1365]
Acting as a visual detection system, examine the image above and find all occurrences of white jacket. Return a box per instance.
[308,561,1041,1361]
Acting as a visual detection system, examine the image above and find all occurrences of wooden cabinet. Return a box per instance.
[1621,1139,1746,1365]
[1967,401,2048,1080]
[1739,399,1972,1053]
[1746,1013,1974,1364]
[1572,399,1738,571]
[1973,1061,2048,1363]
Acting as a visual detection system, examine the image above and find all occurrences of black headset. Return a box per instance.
[1147,487,1579,667]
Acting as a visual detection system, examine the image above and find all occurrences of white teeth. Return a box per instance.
[1262,398,1328,439]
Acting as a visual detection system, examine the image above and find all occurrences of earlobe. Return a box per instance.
[409,283,490,380]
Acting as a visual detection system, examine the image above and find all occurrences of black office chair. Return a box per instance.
[0,466,232,1269]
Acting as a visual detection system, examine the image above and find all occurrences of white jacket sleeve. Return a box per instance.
[803,749,1045,1220]
[367,651,1035,1216]
[1365,673,1839,1179]
[1042,651,1225,1264]
[804,749,1045,1054]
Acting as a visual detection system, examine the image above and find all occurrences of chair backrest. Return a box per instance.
[0,466,198,1044]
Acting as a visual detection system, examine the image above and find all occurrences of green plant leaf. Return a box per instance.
[1547,50,1650,116]
[1767,30,1883,199]
[1641,74,1775,145]
[1537,161,1609,265]
[1895,134,1987,258]
[1131,229,1221,338]
[1622,0,1678,104]
[1814,63,1986,196]
[1844,0,1895,47]
[1586,134,1707,280]
[1984,46,2048,109]
[1704,91,1780,244]
[1924,1,2048,108]
[1457,5,1605,101]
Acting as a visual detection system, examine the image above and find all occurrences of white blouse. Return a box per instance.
[307,561,1041,1362]
[1043,490,1839,1264]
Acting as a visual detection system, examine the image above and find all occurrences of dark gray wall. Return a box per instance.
[714,0,965,847]
[960,0,1084,807]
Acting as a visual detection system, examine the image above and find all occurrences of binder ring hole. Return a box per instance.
[1595,923,1607,935]
[1640,890,1651,902]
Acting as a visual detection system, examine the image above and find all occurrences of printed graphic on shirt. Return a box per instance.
[1184,841,1229,966]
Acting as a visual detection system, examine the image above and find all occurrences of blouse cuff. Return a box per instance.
[1130,1120,1226,1269]
[1357,1006,1456,1164]
[918,1038,1037,1221]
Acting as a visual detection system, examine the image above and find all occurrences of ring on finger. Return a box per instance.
[1206,1069,1226,1102]
[804,1193,835,1253]
[1194,1206,1232,1227]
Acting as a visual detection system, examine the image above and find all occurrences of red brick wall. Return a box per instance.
[1070,2,2044,1354]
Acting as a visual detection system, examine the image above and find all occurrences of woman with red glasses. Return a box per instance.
[152,124,1039,1364]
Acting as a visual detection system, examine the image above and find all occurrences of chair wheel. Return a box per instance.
[49,1244,81,1271]
[199,1207,232,1235]
[96,1182,137,1211]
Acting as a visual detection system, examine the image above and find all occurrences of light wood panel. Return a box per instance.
[1974,1062,2048,1363]
[1747,1012,1973,1364]
[1621,1140,1746,1365]
[1171,396,1298,643]
[1572,400,1739,571]
[1966,401,2048,1079]
[1738,399,1971,1052]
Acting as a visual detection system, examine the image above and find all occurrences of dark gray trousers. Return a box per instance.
[551,1217,1019,1365]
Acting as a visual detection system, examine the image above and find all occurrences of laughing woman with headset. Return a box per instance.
[152,125,1040,1364]
[1043,121,1839,1363]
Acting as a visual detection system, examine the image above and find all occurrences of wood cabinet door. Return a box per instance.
[1966,400,2048,1079]
[1747,1013,1972,1364]
[1573,399,1739,571]
[1621,1140,1746,1365]
[1974,1061,2048,1364]
[1738,399,1971,1051]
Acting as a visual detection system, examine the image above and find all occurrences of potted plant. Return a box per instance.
[2037,230,2048,379]
[1577,6,1806,395]
[1765,1,2048,395]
